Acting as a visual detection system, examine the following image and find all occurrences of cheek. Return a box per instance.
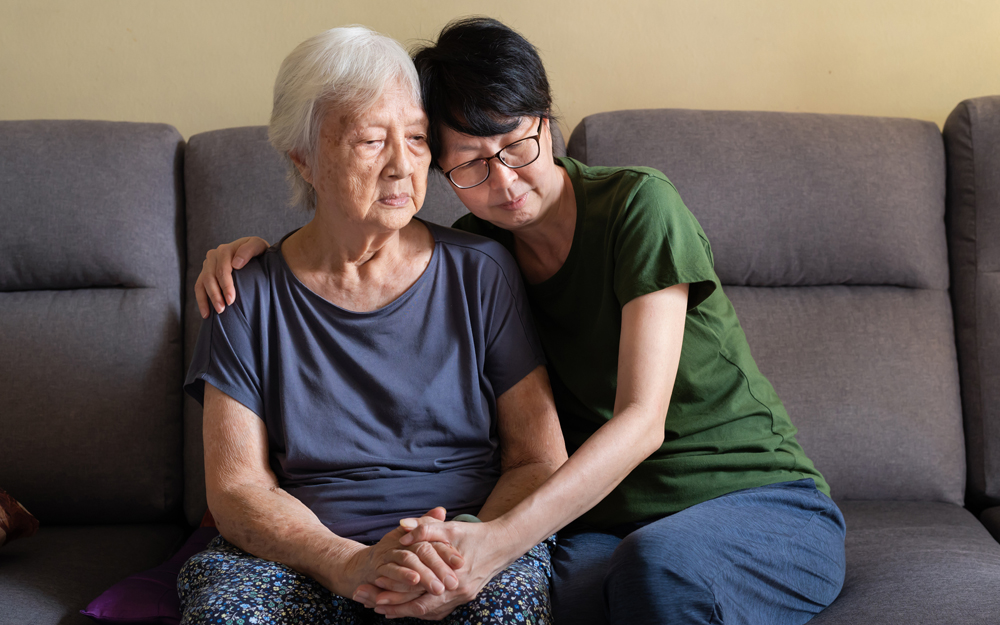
[411,154,432,203]
[453,187,492,216]
[346,163,378,205]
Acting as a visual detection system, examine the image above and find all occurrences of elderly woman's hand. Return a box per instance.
[354,516,515,620]
[195,236,270,318]
[343,507,465,604]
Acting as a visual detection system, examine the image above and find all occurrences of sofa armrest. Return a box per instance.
[944,96,1000,512]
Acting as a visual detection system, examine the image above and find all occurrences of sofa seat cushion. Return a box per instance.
[0,524,185,625]
[811,501,1000,624]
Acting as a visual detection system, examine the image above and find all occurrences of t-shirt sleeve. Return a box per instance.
[613,175,718,310]
[183,291,264,418]
[479,248,548,398]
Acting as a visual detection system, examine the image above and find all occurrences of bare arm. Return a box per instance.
[373,284,688,619]
[202,383,459,597]
[476,365,568,522]
[487,283,688,545]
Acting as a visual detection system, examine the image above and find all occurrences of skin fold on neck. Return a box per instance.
[282,214,433,313]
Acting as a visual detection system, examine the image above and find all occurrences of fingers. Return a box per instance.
[199,252,227,316]
[195,273,210,319]
[380,546,454,595]
[197,237,270,317]
[411,540,460,591]
[376,592,457,620]
[233,237,269,270]
[352,582,381,608]
[376,595,434,619]
[370,588,425,608]
[352,583,422,609]
[399,522,452,546]
[400,507,446,530]
[432,541,464,570]
[424,506,447,522]
[214,244,236,307]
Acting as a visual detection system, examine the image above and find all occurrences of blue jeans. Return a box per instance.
[551,479,846,625]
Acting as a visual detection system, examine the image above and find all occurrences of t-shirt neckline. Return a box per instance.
[273,218,439,317]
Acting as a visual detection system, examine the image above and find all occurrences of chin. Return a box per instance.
[378,207,418,232]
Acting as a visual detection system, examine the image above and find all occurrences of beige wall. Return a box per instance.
[3,0,999,139]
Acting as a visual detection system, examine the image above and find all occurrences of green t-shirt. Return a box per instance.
[453,156,829,529]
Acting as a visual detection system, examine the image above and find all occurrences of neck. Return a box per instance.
[285,205,403,278]
[512,167,576,255]
[510,165,577,283]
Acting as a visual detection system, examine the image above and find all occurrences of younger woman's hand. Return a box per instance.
[344,507,463,603]
[195,236,270,317]
[362,517,516,620]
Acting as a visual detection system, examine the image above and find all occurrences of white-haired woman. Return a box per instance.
[178,26,566,625]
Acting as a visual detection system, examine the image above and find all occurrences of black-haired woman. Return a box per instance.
[197,18,846,625]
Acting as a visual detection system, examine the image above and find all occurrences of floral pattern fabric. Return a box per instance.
[178,535,555,625]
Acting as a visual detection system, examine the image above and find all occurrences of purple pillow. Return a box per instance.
[81,526,218,624]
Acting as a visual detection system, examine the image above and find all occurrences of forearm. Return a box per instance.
[209,482,363,595]
[477,458,562,522]
[488,405,663,559]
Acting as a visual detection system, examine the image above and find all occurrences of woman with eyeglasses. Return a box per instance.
[197,17,846,625]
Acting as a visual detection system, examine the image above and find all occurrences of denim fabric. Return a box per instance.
[552,479,846,625]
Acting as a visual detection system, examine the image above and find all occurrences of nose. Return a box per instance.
[487,157,518,190]
[385,135,415,179]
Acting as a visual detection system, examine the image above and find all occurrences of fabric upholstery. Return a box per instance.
[0,524,185,625]
[981,507,1000,544]
[180,125,566,524]
[0,121,185,525]
[726,286,965,504]
[568,109,948,290]
[944,96,1000,512]
[810,501,1000,624]
[0,120,184,291]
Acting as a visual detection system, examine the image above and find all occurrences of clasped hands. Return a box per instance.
[347,507,501,620]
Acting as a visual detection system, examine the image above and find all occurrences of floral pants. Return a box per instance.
[178,535,555,625]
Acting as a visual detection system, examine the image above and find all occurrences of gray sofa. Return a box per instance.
[2,96,1000,624]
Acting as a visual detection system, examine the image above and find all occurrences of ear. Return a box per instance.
[541,116,554,154]
[289,150,313,186]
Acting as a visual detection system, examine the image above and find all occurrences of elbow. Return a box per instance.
[639,423,665,460]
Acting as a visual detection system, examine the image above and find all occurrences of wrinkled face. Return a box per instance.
[437,117,557,231]
[295,81,431,232]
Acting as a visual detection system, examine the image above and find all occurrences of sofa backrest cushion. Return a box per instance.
[0,120,185,524]
[568,109,965,504]
[569,109,949,289]
[945,95,1000,512]
[181,125,565,523]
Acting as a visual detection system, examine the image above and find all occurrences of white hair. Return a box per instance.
[268,26,421,210]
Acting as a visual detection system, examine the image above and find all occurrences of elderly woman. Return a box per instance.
[179,26,567,625]
[198,18,847,625]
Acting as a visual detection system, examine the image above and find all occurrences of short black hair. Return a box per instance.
[412,17,553,167]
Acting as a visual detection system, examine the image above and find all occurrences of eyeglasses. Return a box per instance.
[443,119,543,189]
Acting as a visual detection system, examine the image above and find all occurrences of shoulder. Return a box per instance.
[425,220,522,290]
[561,156,681,209]
[227,247,282,316]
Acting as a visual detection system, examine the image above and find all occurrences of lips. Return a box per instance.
[379,193,411,207]
[496,192,528,211]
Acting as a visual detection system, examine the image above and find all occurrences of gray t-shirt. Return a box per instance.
[184,221,545,543]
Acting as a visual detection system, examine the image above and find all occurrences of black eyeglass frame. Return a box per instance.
[443,119,544,189]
